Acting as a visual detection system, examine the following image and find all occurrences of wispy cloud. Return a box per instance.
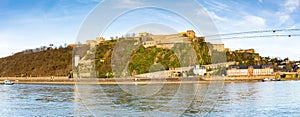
[197,0,300,60]
[203,10,227,22]
[242,15,266,28]
[276,0,300,26]
[284,0,300,12]
[113,0,143,8]
[203,0,231,12]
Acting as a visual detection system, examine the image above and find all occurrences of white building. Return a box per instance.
[193,65,206,76]
[74,55,80,67]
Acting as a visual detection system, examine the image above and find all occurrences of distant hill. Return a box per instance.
[226,49,264,65]
[0,47,73,77]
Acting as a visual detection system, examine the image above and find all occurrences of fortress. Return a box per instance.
[83,30,224,52]
[75,30,226,78]
[134,30,224,52]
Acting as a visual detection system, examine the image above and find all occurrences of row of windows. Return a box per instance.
[227,69,273,76]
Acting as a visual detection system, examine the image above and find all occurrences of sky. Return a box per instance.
[1,0,300,60]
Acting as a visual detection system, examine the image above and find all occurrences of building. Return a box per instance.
[167,67,193,78]
[143,40,157,48]
[227,49,255,54]
[96,37,105,43]
[227,48,257,55]
[235,49,255,53]
[192,37,205,42]
[186,30,196,38]
[85,37,105,47]
[156,44,174,49]
[224,48,230,52]
[86,40,97,46]
[211,44,225,52]
[284,58,290,64]
[253,65,274,75]
[297,68,300,73]
[193,65,206,76]
[227,65,274,76]
[74,55,80,67]
[138,32,150,37]
[227,65,249,76]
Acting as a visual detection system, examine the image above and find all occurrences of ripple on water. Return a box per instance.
[1,81,300,116]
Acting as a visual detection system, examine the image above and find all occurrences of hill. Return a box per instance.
[0,40,273,78]
[93,39,213,78]
[0,46,73,77]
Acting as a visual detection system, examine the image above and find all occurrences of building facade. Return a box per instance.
[86,40,97,46]
[96,37,105,43]
[227,65,274,76]
[193,65,206,76]
[209,43,225,52]
[186,30,196,38]
[143,40,157,48]
[235,49,255,53]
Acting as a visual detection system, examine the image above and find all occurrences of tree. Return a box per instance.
[281,74,286,78]
[294,73,298,78]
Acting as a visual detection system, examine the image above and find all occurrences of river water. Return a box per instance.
[1,81,300,116]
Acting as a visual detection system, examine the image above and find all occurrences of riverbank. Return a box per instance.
[0,77,206,85]
[1,76,299,85]
[0,77,75,85]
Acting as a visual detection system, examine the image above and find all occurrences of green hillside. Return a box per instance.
[128,46,180,75]
[226,51,261,65]
[94,40,117,78]
[94,40,212,78]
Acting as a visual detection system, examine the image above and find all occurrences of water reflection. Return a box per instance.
[74,82,223,116]
[0,84,74,116]
[211,81,300,116]
[1,81,300,116]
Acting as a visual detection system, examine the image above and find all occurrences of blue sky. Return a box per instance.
[1,0,300,60]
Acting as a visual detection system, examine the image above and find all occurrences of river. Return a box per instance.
[1,81,300,116]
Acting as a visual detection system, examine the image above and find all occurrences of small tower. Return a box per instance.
[96,37,105,43]
[186,30,196,38]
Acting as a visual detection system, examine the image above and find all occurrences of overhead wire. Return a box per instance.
[204,28,300,40]
[205,28,300,37]
[208,34,300,40]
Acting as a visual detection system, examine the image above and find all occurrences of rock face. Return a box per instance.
[74,41,98,78]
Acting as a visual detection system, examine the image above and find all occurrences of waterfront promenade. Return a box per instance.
[1,75,298,85]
